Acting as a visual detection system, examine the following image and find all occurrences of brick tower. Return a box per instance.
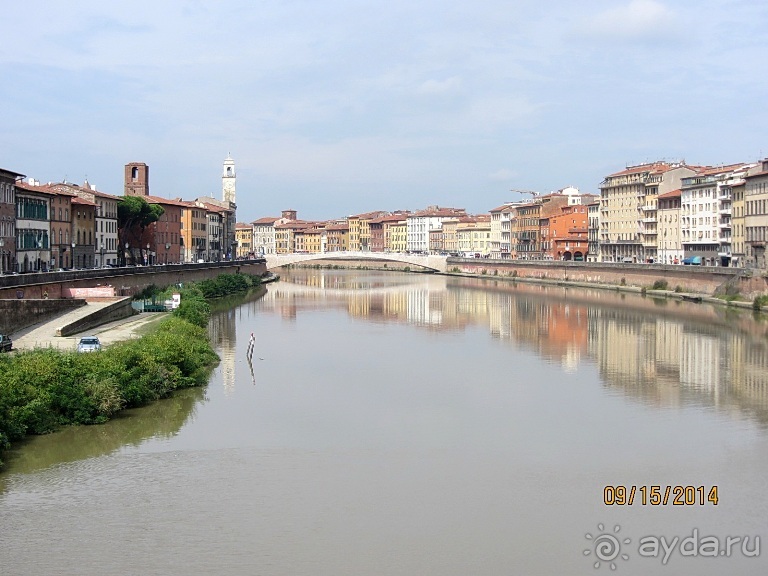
[124,162,149,196]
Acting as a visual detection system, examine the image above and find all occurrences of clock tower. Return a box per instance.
[222,155,236,204]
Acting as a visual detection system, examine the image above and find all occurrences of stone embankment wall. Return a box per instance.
[447,259,767,298]
[56,298,135,337]
[0,299,86,335]
[0,261,268,300]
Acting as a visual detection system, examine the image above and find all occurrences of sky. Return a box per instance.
[1,0,767,222]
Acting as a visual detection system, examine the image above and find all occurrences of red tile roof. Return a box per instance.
[14,181,58,195]
[145,195,190,208]
[350,210,388,219]
[71,197,97,206]
[251,216,281,225]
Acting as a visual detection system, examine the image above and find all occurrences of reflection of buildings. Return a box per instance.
[208,306,237,395]
[254,269,768,426]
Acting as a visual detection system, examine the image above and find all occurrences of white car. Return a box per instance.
[77,336,101,353]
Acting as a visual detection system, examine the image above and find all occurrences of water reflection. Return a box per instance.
[270,269,768,426]
[0,386,206,490]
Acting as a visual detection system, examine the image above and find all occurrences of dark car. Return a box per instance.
[0,334,12,352]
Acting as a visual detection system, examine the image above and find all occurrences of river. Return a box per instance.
[2,268,768,575]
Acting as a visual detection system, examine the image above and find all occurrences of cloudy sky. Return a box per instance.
[1,0,766,222]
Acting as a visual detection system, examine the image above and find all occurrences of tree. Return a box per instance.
[118,196,164,265]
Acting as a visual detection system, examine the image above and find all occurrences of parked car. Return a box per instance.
[77,336,101,353]
[0,334,12,352]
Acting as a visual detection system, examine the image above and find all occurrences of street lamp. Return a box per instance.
[146,243,150,266]
[165,242,170,265]
[0,237,4,275]
[100,241,104,268]
[71,241,76,269]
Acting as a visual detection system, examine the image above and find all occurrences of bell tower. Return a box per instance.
[124,162,149,196]
[222,155,236,205]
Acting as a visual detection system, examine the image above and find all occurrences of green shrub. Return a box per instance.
[674,285,682,293]
[753,295,768,311]
[652,279,669,290]
[0,315,218,467]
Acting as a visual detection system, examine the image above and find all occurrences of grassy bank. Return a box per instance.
[0,273,263,468]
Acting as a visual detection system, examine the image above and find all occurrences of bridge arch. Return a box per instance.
[264,251,447,273]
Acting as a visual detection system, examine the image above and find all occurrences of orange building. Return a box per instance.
[547,204,590,261]
[144,196,185,264]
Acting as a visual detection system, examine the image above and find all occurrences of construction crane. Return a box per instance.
[510,189,541,198]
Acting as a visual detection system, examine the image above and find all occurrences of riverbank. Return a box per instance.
[291,258,767,312]
[0,273,268,468]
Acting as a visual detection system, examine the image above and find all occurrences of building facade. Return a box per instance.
[0,168,24,274]
[235,222,253,258]
[599,162,697,263]
[406,206,465,253]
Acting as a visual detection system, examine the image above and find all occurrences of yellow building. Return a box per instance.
[457,216,492,255]
[387,220,408,252]
[235,222,252,258]
[302,227,323,253]
[348,211,387,251]
[180,201,208,262]
[325,223,349,252]
[441,218,459,254]
[275,220,312,253]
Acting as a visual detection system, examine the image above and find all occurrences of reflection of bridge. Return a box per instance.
[265,251,448,272]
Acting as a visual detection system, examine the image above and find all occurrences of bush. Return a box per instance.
[652,279,669,290]
[0,315,218,467]
[753,295,768,311]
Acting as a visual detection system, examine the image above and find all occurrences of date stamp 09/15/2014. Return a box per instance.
[603,485,719,506]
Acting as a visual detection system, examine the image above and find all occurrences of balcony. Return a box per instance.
[719,207,732,215]
[642,205,657,212]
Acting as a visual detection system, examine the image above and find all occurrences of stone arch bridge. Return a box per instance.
[265,251,448,272]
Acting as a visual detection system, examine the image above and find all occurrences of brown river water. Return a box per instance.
[2,268,768,575]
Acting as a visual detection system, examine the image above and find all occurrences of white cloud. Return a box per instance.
[417,76,462,95]
[580,0,678,41]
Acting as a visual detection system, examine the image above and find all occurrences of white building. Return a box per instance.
[406,206,465,253]
[251,216,281,255]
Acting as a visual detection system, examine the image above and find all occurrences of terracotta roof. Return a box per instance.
[92,190,120,200]
[14,181,58,195]
[251,216,281,225]
[607,162,681,177]
[658,189,681,199]
[144,195,189,208]
[411,207,466,217]
[349,210,388,219]
[275,220,314,230]
[698,163,749,176]
[325,223,349,231]
[370,214,408,224]
[489,204,517,212]
[71,197,97,206]
[195,201,229,213]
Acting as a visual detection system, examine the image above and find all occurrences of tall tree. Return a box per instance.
[118,196,164,264]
